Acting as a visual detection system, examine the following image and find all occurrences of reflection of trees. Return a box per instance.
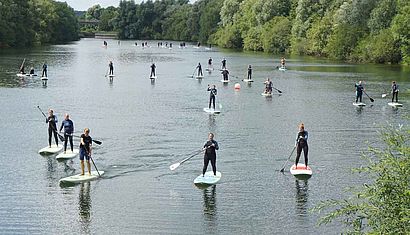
[295,179,309,217]
[79,182,91,234]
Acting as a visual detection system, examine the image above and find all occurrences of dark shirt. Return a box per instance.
[80,134,92,152]
[296,131,308,146]
[60,119,74,134]
[208,59,212,65]
[151,64,156,71]
[392,84,399,92]
[355,83,363,93]
[208,87,217,97]
[46,115,58,129]
[204,140,219,156]
[248,67,252,75]
[109,62,113,69]
[42,64,47,70]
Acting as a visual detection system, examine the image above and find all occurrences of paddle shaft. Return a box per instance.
[37,106,65,142]
[89,155,101,176]
[363,90,374,102]
[180,149,204,164]
[272,86,282,93]
[280,141,299,172]
[72,134,102,145]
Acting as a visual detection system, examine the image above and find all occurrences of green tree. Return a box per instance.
[391,0,410,64]
[325,24,363,60]
[262,16,292,53]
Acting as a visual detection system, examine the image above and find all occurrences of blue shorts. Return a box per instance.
[79,148,90,161]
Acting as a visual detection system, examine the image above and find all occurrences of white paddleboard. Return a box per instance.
[278,67,287,71]
[107,74,115,77]
[17,73,36,77]
[196,75,204,79]
[388,102,403,107]
[353,102,366,107]
[194,171,221,185]
[56,149,79,160]
[290,164,312,179]
[38,145,63,154]
[193,46,200,49]
[243,79,253,83]
[150,76,157,79]
[221,80,230,83]
[261,92,272,97]
[59,171,104,184]
[203,108,221,114]
[41,77,48,80]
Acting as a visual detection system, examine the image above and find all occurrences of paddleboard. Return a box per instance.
[107,74,115,77]
[221,80,230,83]
[261,92,272,97]
[243,79,253,83]
[194,171,221,185]
[56,149,79,160]
[388,102,403,107]
[150,76,157,79]
[278,67,287,71]
[38,145,63,154]
[41,76,48,80]
[17,73,37,77]
[290,164,312,179]
[59,171,104,184]
[205,68,213,72]
[196,75,204,79]
[193,46,200,49]
[203,108,221,114]
[353,102,366,107]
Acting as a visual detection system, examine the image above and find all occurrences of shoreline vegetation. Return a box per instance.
[0,0,409,65]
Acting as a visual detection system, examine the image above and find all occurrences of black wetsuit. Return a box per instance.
[29,69,34,75]
[208,58,212,66]
[60,119,74,152]
[295,131,308,167]
[222,59,226,69]
[197,64,203,76]
[221,70,229,81]
[109,62,114,75]
[247,66,252,80]
[265,81,273,93]
[42,64,47,77]
[46,115,58,146]
[355,83,363,102]
[392,83,399,102]
[208,87,217,109]
[203,140,219,176]
[150,64,156,77]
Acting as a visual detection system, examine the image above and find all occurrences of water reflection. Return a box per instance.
[202,185,217,224]
[295,179,309,217]
[79,182,92,234]
[208,115,216,131]
[150,78,155,86]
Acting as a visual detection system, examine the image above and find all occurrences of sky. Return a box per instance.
[58,0,195,11]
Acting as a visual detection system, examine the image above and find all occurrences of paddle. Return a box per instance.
[37,106,65,142]
[363,90,374,102]
[89,155,101,176]
[72,134,102,145]
[190,68,197,78]
[382,93,388,98]
[272,86,282,94]
[280,144,298,173]
[19,58,26,73]
[169,149,204,171]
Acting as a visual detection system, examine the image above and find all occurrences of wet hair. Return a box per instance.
[299,123,305,130]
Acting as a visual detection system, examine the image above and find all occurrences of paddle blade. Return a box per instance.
[169,163,180,171]
[93,139,102,145]
[277,90,282,93]
[219,103,223,110]
[370,97,375,102]
[382,94,387,98]
[57,134,65,142]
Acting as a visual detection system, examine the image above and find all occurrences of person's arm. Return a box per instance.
[59,120,64,132]
[71,121,74,134]
[304,131,308,141]
[214,89,217,96]
[295,134,299,146]
[214,141,219,150]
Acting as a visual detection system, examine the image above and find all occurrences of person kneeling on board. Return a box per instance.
[207,84,217,109]
[80,128,93,176]
[46,109,59,147]
[295,123,308,169]
[60,113,74,154]
[391,81,399,103]
[355,81,364,103]
[203,133,219,176]
[196,63,203,76]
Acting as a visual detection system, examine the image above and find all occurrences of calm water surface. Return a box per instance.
[0,39,408,234]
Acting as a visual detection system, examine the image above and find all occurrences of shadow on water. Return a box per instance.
[202,185,217,227]
[79,182,92,234]
[295,179,309,217]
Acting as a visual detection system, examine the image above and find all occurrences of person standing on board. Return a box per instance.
[79,128,93,176]
[208,57,213,70]
[150,63,156,77]
[42,62,47,77]
[59,113,74,154]
[355,81,364,103]
[29,67,35,75]
[46,109,59,147]
[264,78,273,94]
[295,123,308,169]
[196,63,203,77]
[108,61,114,75]
[221,69,229,81]
[247,65,252,80]
[221,58,227,70]
[391,81,399,103]
[280,57,286,68]
[207,84,217,109]
[203,132,219,177]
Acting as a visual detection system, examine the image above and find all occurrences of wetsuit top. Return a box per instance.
[197,64,202,70]
[207,87,217,97]
[42,64,47,70]
[296,131,308,146]
[208,58,212,65]
[151,64,156,71]
[222,59,226,66]
[221,70,229,76]
[46,115,58,129]
[30,69,34,74]
[392,83,399,92]
[355,83,363,93]
[109,62,113,69]
[204,140,219,156]
[265,81,272,89]
[80,134,92,152]
[248,67,252,75]
[60,119,74,134]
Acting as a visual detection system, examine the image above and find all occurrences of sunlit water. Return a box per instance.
[0,38,408,234]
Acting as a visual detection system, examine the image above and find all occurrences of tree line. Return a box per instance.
[0,0,79,47]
